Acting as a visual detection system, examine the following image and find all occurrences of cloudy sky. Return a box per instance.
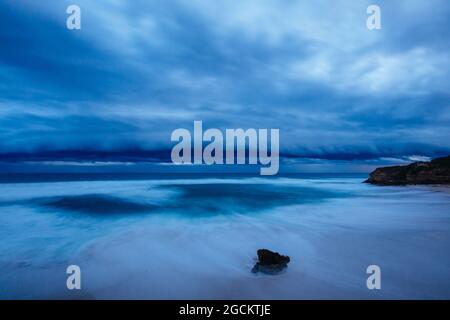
[0,0,449,172]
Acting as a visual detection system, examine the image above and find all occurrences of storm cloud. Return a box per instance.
[0,0,449,170]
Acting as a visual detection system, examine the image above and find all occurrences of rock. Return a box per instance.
[365,155,450,186]
[257,249,290,265]
[252,249,290,274]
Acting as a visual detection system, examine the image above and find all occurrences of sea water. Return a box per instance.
[0,173,449,299]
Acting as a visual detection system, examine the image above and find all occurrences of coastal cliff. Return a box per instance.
[365,155,450,185]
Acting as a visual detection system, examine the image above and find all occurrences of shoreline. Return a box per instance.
[1,178,449,299]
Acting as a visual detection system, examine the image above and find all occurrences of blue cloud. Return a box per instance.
[0,0,449,169]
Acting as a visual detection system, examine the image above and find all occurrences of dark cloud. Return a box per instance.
[0,0,449,169]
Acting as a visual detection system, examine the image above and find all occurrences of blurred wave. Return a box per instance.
[0,174,449,299]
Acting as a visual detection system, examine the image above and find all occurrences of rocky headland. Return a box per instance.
[365,155,450,185]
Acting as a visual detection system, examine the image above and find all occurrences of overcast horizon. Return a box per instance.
[1,0,449,173]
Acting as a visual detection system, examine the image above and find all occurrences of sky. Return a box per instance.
[0,0,449,173]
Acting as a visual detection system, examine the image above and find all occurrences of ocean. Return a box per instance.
[0,173,449,299]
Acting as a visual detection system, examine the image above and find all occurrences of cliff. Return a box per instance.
[365,155,450,185]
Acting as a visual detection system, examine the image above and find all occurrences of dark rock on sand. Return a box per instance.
[252,249,290,274]
[365,155,450,185]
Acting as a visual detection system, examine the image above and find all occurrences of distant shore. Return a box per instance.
[366,155,450,185]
